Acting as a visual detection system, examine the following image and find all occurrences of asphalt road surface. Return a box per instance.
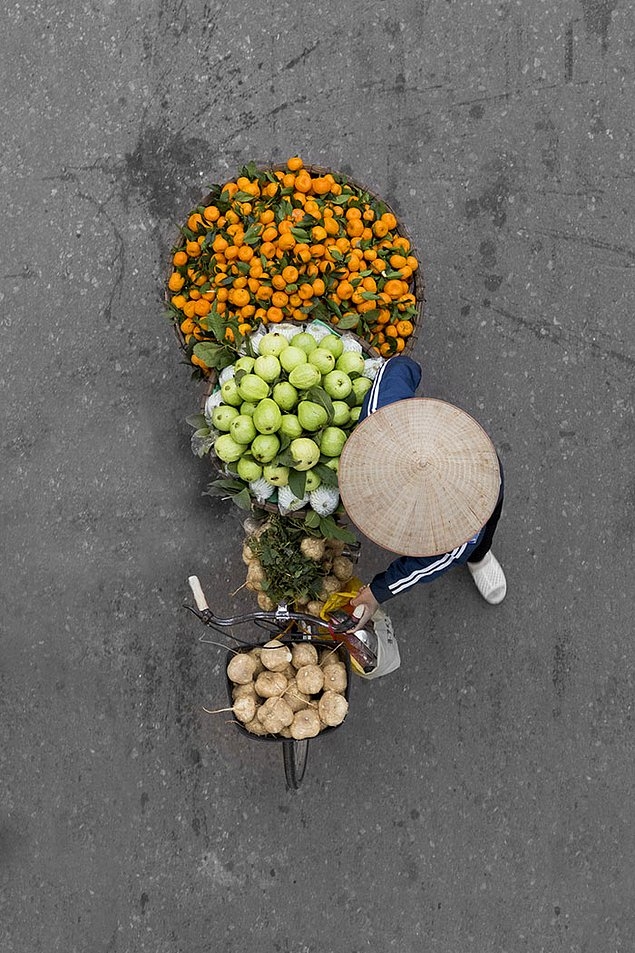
[2,2,634,951]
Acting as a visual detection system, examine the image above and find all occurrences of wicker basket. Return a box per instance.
[165,163,424,363]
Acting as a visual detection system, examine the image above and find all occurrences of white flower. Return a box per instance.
[218,365,235,385]
[277,484,309,514]
[309,486,340,516]
[249,478,275,503]
[340,334,363,353]
[362,358,384,380]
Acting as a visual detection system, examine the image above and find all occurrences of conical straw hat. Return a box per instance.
[338,398,501,557]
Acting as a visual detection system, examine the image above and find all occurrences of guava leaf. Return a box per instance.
[288,469,307,500]
[313,464,339,487]
[306,386,334,421]
[304,510,321,529]
[319,517,357,543]
[276,449,295,467]
[186,413,207,430]
[232,488,253,511]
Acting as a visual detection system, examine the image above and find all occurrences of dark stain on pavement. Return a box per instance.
[580,0,619,50]
[123,124,217,222]
[479,238,498,269]
[465,156,514,229]
[534,114,560,177]
[552,629,577,716]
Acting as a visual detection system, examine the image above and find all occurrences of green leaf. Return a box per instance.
[325,298,343,318]
[199,311,227,340]
[204,477,246,496]
[276,199,293,221]
[232,487,253,510]
[319,517,357,543]
[289,469,307,500]
[193,341,224,367]
[361,308,380,323]
[313,463,339,487]
[276,449,295,467]
[243,224,262,245]
[304,510,321,529]
[241,161,258,179]
[309,301,331,323]
[329,247,344,262]
[291,227,311,243]
[337,314,360,330]
[234,190,255,203]
[306,385,334,421]
[186,413,208,430]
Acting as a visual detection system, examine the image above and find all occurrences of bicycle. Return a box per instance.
[185,575,353,790]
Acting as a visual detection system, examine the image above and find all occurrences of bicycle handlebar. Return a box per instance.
[186,575,331,632]
[188,575,209,612]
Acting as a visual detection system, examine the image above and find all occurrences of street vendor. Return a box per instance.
[337,356,507,631]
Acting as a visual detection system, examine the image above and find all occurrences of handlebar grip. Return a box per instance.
[188,575,209,611]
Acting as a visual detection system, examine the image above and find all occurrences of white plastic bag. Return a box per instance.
[356,608,401,680]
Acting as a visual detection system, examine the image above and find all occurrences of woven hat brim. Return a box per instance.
[338,398,501,557]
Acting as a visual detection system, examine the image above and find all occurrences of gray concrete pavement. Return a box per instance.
[1,1,634,951]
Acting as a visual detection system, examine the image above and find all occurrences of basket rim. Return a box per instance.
[165,162,424,358]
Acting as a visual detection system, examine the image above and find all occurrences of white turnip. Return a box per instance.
[256,696,294,734]
[283,677,312,713]
[322,662,347,694]
[227,653,258,685]
[318,691,349,727]
[332,556,355,582]
[254,671,288,698]
[300,537,325,561]
[290,708,321,739]
[260,639,292,672]
[295,664,324,696]
[291,643,319,669]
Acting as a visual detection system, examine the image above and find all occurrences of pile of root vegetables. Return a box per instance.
[226,639,349,739]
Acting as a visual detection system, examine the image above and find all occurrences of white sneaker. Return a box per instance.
[467,551,507,604]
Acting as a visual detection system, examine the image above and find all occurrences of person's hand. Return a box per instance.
[349,585,379,631]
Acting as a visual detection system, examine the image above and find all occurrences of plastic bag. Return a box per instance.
[359,607,401,680]
[319,578,365,618]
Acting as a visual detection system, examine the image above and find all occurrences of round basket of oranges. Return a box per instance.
[165,157,424,377]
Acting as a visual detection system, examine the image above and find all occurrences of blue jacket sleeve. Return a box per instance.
[359,355,422,422]
[369,533,484,603]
